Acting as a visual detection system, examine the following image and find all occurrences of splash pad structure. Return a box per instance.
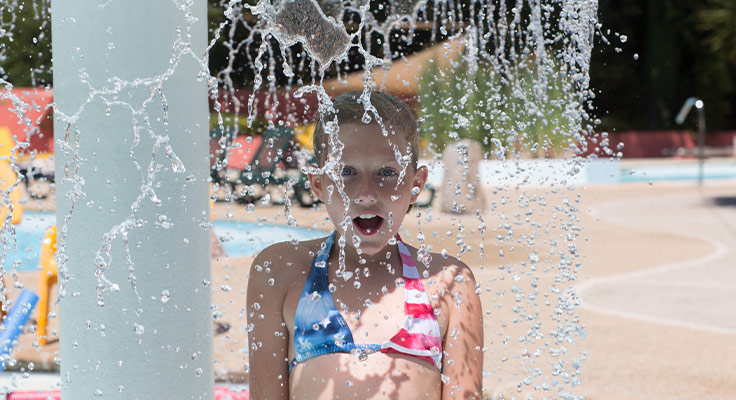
[1,0,606,398]
[52,2,214,398]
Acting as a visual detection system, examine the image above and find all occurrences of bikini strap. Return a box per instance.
[395,234,423,284]
[382,234,443,369]
[301,232,334,295]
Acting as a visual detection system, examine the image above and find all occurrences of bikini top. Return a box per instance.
[290,232,442,372]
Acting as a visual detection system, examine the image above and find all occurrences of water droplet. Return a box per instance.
[194,368,203,377]
[267,278,275,286]
[160,290,170,303]
[411,186,421,195]
[345,379,354,387]
[353,280,361,289]
[311,291,321,300]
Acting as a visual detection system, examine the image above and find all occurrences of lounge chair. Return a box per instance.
[210,127,317,207]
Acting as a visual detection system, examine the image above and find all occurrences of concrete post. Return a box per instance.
[52,1,213,399]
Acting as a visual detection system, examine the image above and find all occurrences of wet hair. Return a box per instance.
[313,90,419,168]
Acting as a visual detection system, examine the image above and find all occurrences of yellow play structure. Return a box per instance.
[0,127,24,224]
[0,127,24,320]
[37,225,57,345]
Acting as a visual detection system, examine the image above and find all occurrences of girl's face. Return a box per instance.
[308,122,427,256]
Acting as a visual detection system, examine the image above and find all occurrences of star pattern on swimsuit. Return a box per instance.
[298,337,312,349]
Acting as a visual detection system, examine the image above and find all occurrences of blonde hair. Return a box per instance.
[313,90,419,168]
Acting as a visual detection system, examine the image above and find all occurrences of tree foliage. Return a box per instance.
[0,0,52,87]
[592,0,736,131]
[696,0,736,65]
[419,58,569,157]
[0,0,733,131]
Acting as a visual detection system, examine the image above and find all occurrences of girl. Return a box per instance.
[247,91,483,399]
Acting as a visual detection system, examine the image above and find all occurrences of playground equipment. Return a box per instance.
[0,127,26,320]
[0,289,39,372]
[36,225,57,346]
[0,127,24,224]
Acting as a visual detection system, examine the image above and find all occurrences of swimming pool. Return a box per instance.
[213,220,329,256]
[428,159,736,186]
[2,213,329,272]
[619,161,736,182]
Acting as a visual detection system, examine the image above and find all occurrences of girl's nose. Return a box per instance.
[353,192,377,205]
[353,178,378,205]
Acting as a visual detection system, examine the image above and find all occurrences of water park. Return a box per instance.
[0,1,735,399]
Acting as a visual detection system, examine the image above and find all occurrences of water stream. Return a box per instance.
[0,0,610,397]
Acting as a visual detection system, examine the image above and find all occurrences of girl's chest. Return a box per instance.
[283,275,449,346]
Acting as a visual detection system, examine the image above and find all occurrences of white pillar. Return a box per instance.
[52,1,213,399]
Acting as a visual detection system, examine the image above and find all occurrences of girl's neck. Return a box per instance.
[332,231,401,272]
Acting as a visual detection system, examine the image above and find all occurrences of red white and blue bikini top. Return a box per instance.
[291,232,442,372]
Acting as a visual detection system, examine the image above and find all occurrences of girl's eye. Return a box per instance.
[341,167,355,176]
[379,169,397,177]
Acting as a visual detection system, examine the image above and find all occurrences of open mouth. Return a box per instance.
[352,214,384,236]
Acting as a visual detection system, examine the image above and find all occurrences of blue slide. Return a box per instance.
[0,289,39,372]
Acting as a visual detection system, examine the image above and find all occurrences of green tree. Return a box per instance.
[0,0,52,87]
[418,57,569,158]
[696,0,736,65]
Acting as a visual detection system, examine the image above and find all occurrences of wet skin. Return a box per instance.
[247,122,484,399]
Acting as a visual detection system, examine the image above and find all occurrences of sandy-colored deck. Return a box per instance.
[6,179,736,399]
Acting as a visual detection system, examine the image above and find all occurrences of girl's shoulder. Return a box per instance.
[401,244,477,291]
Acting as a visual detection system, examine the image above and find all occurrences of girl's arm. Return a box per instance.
[441,263,484,399]
[247,245,291,399]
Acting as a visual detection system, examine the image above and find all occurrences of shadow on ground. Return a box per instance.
[711,196,736,207]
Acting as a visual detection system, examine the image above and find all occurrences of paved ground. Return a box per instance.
[4,178,736,399]
[572,181,736,400]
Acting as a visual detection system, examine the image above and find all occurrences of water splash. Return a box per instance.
[0,0,611,396]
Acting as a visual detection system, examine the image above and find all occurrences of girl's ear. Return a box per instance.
[307,166,327,202]
[410,165,429,204]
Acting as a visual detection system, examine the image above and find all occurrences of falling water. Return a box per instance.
[0,0,610,398]
[207,1,599,395]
